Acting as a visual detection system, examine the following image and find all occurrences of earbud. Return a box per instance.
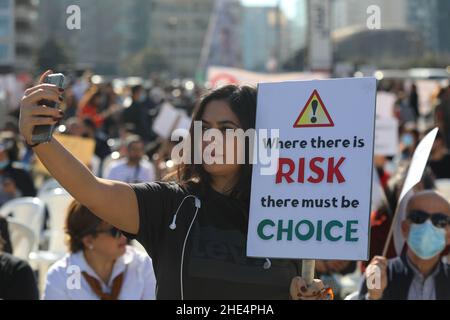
[169,196,201,231]
[263,258,271,270]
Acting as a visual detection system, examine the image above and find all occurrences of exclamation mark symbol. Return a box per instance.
[311,100,318,123]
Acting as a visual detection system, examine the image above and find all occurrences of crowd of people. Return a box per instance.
[0,69,449,300]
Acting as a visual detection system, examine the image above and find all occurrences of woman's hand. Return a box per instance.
[290,277,333,300]
[19,70,64,144]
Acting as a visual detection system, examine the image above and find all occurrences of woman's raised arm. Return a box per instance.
[19,71,139,234]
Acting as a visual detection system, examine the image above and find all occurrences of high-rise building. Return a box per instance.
[37,0,214,76]
[241,5,291,71]
[120,0,153,60]
[407,0,450,54]
[331,0,408,31]
[37,0,150,74]
[0,0,38,72]
[147,0,215,77]
[38,0,126,74]
[198,0,242,74]
[0,0,15,70]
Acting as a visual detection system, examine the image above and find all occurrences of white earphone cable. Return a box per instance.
[180,205,199,300]
[168,195,201,300]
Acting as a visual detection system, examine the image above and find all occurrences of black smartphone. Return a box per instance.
[31,73,65,144]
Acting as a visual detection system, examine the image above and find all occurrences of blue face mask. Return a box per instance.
[0,160,9,170]
[407,220,446,260]
[402,134,414,147]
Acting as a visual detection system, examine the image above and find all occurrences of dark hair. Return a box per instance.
[131,85,143,96]
[82,117,96,131]
[65,200,103,253]
[126,135,143,150]
[174,85,257,204]
[0,132,19,162]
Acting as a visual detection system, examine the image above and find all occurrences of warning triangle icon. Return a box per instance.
[293,90,334,128]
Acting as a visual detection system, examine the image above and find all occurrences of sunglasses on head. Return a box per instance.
[407,210,450,229]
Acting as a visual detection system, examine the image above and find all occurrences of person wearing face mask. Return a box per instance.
[399,125,419,160]
[0,140,36,206]
[359,191,450,300]
[122,85,153,142]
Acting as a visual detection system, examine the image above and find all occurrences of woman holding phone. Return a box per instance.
[19,70,326,300]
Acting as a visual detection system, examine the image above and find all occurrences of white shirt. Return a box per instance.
[43,246,156,300]
[105,159,156,183]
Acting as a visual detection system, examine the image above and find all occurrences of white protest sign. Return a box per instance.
[175,115,193,138]
[152,103,182,139]
[384,128,438,255]
[398,128,438,201]
[376,91,396,119]
[374,117,399,156]
[247,77,377,261]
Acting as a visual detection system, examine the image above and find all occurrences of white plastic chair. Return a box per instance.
[0,197,45,250]
[37,178,61,197]
[435,179,450,202]
[29,188,73,294]
[7,220,36,261]
[39,188,73,254]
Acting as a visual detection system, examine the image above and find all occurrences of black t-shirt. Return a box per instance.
[0,253,39,300]
[429,153,450,179]
[126,181,300,299]
[0,217,12,254]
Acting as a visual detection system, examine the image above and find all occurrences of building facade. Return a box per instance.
[0,0,38,72]
[407,0,450,54]
[147,0,214,77]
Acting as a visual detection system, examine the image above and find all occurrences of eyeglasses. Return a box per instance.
[407,210,450,229]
